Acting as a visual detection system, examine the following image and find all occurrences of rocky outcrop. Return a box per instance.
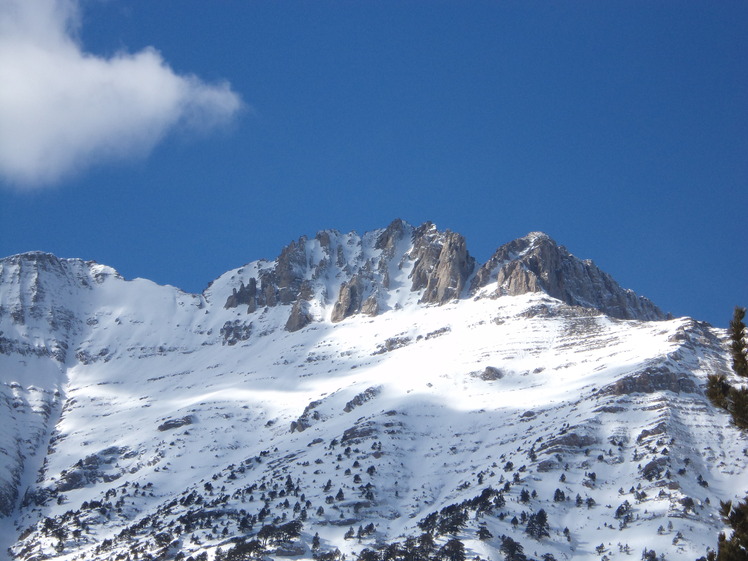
[409,223,475,304]
[224,238,311,311]
[222,221,407,325]
[538,432,599,454]
[220,320,252,345]
[599,365,697,396]
[372,336,412,355]
[158,416,195,432]
[285,300,312,332]
[471,232,668,321]
[331,275,364,323]
[375,219,408,288]
[275,238,308,305]
[477,366,505,381]
[361,294,379,316]
[375,219,407,255]
[343,386,382,412]
[291,400,322,433]
[221,222,665,325]
[224,278,257,310]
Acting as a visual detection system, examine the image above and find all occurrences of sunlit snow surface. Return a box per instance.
[0,250,745,561]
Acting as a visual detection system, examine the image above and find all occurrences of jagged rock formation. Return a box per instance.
[470,232,668,320]
[285,299,312,332]
[331,275,365,323]
[408,223,475,304]
[222,221,665,330]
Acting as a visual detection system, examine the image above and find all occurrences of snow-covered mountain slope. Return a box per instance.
[0,221,744,561]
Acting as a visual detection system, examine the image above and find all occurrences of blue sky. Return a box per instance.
[0,1,746,326]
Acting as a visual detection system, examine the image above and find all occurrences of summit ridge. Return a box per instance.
[216,220,667,328]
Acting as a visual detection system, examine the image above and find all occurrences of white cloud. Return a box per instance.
[0,0,243,188]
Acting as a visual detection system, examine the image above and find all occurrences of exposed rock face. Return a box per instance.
[343,386,382,413]
[285,300,312,332]
[275,238,308,305]
[224,241,307,311]
[224,278,256,309]
[409,223,475,304]
[331,275,364,323]
[220,320,252,345]
[375,219,407,255]
[290,400,322,433]
[222,220,410,325]
[0,252,98,362]
[158,417,195,432]
[478,366,504,380]
[538,432,599,454]
[470,232,668,321]
[375,219,408,288]
[361,294,379,316]
[599,365,698,396]
[221,222,666,325]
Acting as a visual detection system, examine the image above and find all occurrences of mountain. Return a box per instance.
[0,220,743,561]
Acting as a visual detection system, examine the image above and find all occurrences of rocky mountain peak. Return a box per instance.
[219,221,666,329]
[374,218,408,252]
[470,232,668,321]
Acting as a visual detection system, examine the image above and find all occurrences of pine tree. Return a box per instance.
[501,535,528,561]
[615,500,631,519]
[707,308,748,430]
[728,386,748,430]
[711,496,748,560]
[356,549,379,561]
[439,538,466,561]
[478,523,493,541]
[417,512,438,534]
[418,532,435,558]
[437,504,468,536]
[526,509,550,540]
[729,307,748,378]
[383,541,404,560]
[706,374,732,410]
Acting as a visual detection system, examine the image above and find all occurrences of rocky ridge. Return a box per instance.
[469,231,667,321]
[219,220,666,330]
